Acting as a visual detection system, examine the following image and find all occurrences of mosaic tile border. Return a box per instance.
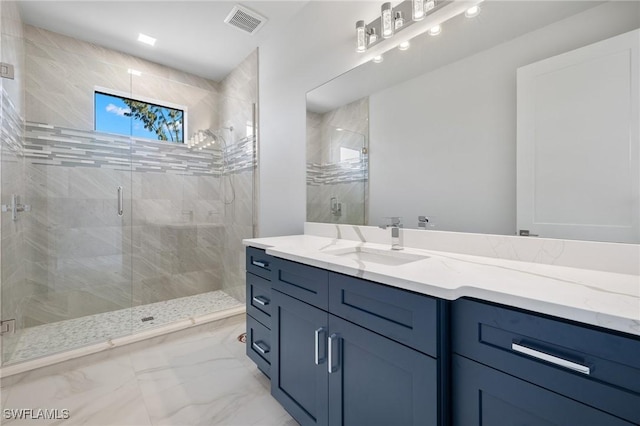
[24,123,257,176]
[307,156,368,185]
[1,89,24,156]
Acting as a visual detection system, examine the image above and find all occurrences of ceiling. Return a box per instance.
[17,0,309,82]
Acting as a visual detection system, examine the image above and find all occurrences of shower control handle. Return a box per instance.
[117,186,123,216]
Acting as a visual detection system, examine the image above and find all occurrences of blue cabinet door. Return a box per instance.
[271,290,329,426]
[452,355,636,426]
[328,314,439,426]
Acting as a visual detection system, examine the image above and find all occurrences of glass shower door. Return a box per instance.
[0,0,27,364]
[1,27,135,364]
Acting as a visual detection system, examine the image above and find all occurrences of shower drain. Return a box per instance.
[238,333,246,343]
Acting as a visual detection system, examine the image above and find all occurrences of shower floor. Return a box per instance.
[4,290,243,365]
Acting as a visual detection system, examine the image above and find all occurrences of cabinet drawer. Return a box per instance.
[246,247,273,281]
[329,272,439,357]
[453,355,635,426]
[273,257,329,310]
[247,273,272,328]
[453,298,640,424]
[247,314,272,377]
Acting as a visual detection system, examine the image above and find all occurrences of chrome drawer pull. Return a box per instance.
[315,327,326,365]
[252,341,270,355]
[252,260,269,268]
[512,342,590,375]
[252,296,270,306]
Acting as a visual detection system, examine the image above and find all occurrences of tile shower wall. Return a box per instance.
[24,25,220,133]
[1,0,26,360]
[306,98,368,225]
[13,25,257,327]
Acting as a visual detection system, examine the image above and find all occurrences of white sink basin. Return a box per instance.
[322,246,428,266]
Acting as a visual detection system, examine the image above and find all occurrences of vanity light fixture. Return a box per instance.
[394,11,405,30]
[412,0,425,21]
[368,28,379,45]
[465,5,481,18]
[373,55,384,63]
[137,33,156,46]
[425,0,436,13]
[381,2,394,39]
[356,20,367,52]
[355,0,481,54]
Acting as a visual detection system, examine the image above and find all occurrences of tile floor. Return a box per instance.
[0,314,296,426]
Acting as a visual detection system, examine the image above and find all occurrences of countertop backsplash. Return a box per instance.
[304,222,640,276]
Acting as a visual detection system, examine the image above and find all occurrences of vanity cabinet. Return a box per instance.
[245,247,275,377]
[269,255,445,426]
[452,298,640,425]
[245,247,640,425]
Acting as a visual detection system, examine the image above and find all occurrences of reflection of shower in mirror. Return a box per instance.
[330,197,342,217]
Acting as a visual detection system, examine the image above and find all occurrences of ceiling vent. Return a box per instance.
[224,5,267,35]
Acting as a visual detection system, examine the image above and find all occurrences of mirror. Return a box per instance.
[306,1,640,243]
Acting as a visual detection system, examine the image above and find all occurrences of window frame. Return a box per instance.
[93,86,188,144]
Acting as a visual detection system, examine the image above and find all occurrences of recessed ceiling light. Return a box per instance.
[373,55,384,63]
[398,41,410,51]
[428,25,442,36]
[127,68,142,76]
[137,33,156,46]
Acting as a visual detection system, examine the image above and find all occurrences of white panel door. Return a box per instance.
[517,29,639,243]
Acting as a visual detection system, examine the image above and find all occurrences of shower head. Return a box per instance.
[188,127,231,149]
[202,129,219,143]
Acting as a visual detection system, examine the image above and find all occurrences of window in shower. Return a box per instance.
[94,90,185,143]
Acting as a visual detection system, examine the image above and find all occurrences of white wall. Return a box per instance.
[369,2,640,234]
[257,1,380,237]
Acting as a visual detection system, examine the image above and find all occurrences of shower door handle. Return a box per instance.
[117,186,123,216]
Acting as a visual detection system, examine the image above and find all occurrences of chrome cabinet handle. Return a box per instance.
[252,295,270,306]
[328,333,340,373]
[252,341,270,355]
[512,342,590,375]
[117,186,123,216]
[252,260,269,268]
[315,327,326,365]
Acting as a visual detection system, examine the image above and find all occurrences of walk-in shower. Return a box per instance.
[0,10,257,369]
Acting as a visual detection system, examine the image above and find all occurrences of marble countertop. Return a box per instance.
[244,235,640,337]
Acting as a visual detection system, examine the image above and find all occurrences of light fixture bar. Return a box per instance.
[355,0,482,57]
[357,0,449,52]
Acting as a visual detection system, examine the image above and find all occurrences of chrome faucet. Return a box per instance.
[418,215,430,229]
[379,216,403,250]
